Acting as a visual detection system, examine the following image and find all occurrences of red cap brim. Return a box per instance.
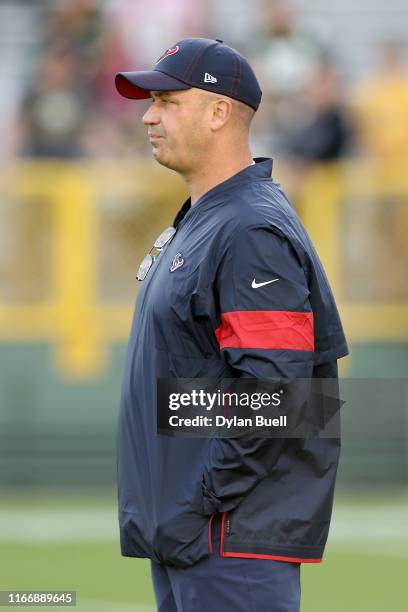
[115,70,191,99]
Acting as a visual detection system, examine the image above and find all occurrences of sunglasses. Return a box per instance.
[136,226,177,281]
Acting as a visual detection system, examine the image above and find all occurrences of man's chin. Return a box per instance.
[151,148,179,172]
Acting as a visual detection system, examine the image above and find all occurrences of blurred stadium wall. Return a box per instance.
[0,0,407,492]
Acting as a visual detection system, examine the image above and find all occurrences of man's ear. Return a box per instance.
[210,98,233,131]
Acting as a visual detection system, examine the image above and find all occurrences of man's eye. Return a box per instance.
[153,97,176,105]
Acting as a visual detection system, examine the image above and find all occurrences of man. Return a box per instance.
[115,38,348,612]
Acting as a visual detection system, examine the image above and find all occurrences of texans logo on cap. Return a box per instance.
[156,45,180,64]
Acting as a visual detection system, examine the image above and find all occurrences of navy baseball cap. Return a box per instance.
[115,38,262,111]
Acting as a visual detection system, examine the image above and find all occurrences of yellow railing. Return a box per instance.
[0,159,407,379]
[297,160,408,343]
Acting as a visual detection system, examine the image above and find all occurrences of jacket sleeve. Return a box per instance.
[194,224,316,515]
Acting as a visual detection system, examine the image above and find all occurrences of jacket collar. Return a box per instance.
[173,157,273,227]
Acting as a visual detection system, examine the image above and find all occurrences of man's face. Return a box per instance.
[142,88,211,173]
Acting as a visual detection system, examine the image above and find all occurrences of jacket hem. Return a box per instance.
[220,551,322,563]
[120,547,322,564]
[219,513,324,563]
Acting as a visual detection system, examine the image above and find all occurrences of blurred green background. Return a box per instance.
[1,1,408,610]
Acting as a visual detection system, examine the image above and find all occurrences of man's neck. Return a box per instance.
[186,153,254,205]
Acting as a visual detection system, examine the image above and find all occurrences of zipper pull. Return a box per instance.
[226,518,231,536]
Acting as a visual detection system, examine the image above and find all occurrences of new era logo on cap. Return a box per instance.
[204,72,217,84]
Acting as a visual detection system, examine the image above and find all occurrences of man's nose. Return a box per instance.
[142,102,160,125]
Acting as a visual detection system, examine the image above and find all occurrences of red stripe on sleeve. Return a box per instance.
[215,310,314,351]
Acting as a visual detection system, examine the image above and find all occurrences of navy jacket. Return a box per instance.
[118,158,348,568]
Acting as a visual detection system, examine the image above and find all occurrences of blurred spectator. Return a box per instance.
[350,40,408,162]
[15,0,141,158]
[39,0,103,69]
[79,21,149,157]
[253,0,327,156]
[16,48,88,158]
[289,61,349,164]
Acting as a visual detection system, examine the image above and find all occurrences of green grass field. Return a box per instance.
[1,490,407,611]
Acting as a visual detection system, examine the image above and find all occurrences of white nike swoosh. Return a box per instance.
[251,278,279,289]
